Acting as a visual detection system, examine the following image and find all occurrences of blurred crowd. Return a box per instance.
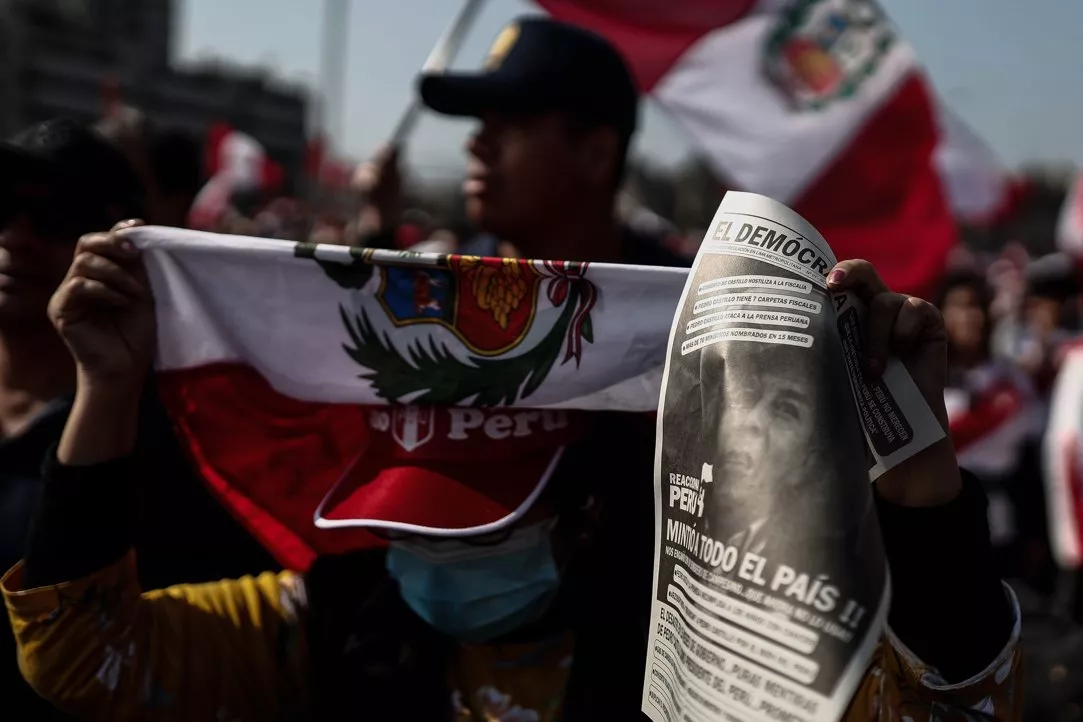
[0,13,1080,722]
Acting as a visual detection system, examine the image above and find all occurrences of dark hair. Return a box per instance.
[936,268,994,364]
[148,129,203,200]
[10,117,146,232]
[935,268,992,313]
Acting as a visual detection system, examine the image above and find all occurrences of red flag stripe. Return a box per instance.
[537,0,757,90]
[948,382,1026,455]
[792,74,954,298]
[158,363,384,572]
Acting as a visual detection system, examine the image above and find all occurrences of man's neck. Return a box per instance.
[513,210,622,263]
[0,327,75,437]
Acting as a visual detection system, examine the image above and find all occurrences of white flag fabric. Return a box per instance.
[934,107,1013,226]
[137,227,686,411]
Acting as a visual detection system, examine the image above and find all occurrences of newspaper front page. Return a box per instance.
[642,192,945,722]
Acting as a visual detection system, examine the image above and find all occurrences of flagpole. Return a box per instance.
[388,0,487,147]
[319,0,351,149]
[308,0,351,213]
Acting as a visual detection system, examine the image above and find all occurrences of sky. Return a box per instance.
[177,0,1083,178]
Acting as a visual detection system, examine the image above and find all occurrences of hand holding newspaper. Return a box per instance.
[643,193,945,722]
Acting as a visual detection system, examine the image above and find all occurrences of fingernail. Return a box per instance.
[120,240,136,254]
[827,269,847,286]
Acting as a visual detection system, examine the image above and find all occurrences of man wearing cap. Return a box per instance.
[0,119,275,721]
[1010,253,1082,395]
[356,17,685,267]
[2,20,1019,722]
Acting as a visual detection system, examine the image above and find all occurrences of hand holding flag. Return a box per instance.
[49,219,154,391]
[49,219,154,466]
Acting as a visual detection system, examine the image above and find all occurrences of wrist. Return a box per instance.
[59,375,143,465]
[76,368,146,402]
[874,437,963,507]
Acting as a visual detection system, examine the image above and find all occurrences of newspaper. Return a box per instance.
[642,192,945,722]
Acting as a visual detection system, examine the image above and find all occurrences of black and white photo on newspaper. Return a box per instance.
[642,192,944,722]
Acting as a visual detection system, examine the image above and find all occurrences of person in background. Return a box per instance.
[97,109,203,228]
[408,227,460,254]
[1000,253,1082,397]
[358,20,686,268]
[4,20,1019,722]
[215,184,265,236]
[986,244,1028,329]
[0,118,146,722]
[144,129,203,228]
[936,268,1050,589]
[0,119,276,721]
[393,208,434,250]
[307,215,347,245]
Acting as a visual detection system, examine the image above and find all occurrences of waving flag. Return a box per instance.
[537,0,958,297]
[935,107,1016,227]
[134,227,686,569]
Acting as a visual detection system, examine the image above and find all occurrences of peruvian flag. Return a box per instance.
[537,0,966,297]
[133,226,686,570]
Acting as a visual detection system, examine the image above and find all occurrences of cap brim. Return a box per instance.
[315,445,565,537]
[419,72,536,118]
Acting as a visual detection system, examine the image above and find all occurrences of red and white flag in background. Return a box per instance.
[1056,170,1083,258]
[537,0,1012,297]
[944,364,1040,547]
[188,123,285,230]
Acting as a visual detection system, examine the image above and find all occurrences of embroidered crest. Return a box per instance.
[485,23,520,70]
[764,0,897,110]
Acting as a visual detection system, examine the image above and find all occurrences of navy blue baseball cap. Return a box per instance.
[419,17,639,142]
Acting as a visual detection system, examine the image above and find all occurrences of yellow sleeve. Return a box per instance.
[2,552,308,722]
[845,583,1023,721]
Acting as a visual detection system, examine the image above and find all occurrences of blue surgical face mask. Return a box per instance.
[385,519,561,642]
